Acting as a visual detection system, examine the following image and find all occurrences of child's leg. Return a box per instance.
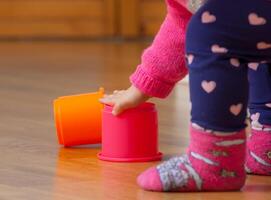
[246,64,271,175]
[137,0,249,192]
[137,58,248,191]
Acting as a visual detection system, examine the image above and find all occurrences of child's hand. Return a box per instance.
[100,85,150,116]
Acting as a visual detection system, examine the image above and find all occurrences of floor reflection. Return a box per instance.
[53,147,271,200]
[53,147,161,200]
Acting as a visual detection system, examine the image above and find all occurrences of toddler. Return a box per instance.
[100,0,271,192]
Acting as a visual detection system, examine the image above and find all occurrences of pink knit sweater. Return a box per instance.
[130,0,193,98]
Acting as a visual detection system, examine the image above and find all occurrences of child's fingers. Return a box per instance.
[99,97,115,106]
[117,90,125,93]
[112,102,132,116]
[113,90,125,95]
[112,103,123,116]
[101,94,113,100]
[103,94,114,98]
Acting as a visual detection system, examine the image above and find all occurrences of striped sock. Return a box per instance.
[137,125,247,192]
[246,128,271,175]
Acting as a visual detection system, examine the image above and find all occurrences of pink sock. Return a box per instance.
[137,126,247,192]
[246,127,271,175]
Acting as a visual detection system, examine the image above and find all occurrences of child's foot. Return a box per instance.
[245,127,271,175]
[137,126,247,192]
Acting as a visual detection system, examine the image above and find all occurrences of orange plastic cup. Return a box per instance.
[54,88,104,147]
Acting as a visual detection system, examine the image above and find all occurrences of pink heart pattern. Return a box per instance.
[251,112,260,121]
[257,42,271,50]
[230,104,243,116]
[201,81,216,93]
[248,13,267,25]
[211,44,228,54]
[188,10,268,125]
[187,54,194,65]
[230,58,240,67]
[248,62,259,71]
[202,11,216,24]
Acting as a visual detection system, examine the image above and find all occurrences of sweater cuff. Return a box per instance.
[130,66,177,98]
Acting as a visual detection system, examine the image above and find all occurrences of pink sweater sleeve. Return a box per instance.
[130,0,192,98]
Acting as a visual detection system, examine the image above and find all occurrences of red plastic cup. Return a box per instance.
[54,88,104,147]
[98,102,162,162]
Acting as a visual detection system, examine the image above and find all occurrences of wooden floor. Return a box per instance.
[0,41,270,200]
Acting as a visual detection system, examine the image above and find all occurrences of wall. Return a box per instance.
[0,0,166,39]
